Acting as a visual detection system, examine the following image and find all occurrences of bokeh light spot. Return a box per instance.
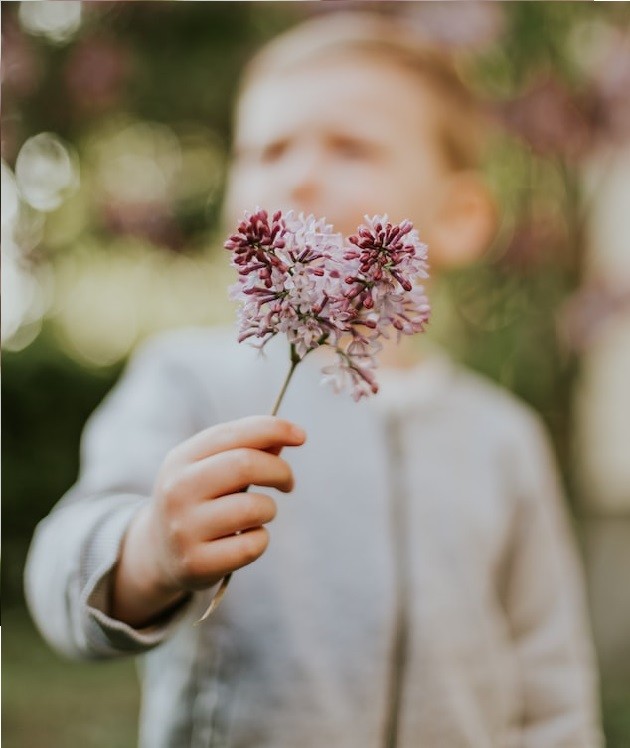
[15,133,79,212]
[18,1,82,45]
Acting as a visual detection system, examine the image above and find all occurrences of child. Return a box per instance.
[25,12,603,748]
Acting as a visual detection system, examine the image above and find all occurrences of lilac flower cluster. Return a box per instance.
[225,208,430,400]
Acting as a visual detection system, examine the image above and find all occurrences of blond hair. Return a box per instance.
[239,12,485,171]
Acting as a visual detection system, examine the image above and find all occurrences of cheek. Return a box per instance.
[224,168,282,220]
[339,177,423,228]
[380,166,442,229]
[328,167,394,213]
[313,183,379,234]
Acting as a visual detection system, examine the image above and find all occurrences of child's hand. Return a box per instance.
[111,416,306,627]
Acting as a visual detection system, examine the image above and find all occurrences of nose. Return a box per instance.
[284,145,323,208]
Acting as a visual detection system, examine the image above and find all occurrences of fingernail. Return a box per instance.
[291,425,306,441]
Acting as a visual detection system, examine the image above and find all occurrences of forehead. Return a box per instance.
[235,56,438,147]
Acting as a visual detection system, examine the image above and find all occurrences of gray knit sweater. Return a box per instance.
[25,327,603,747]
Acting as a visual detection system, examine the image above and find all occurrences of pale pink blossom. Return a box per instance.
[225,209,431,401]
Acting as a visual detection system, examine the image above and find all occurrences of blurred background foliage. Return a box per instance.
[3,2,630,746]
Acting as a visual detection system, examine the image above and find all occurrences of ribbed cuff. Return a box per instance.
[78,497,193,657]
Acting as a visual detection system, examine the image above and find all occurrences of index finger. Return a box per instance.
[170,415,306,465]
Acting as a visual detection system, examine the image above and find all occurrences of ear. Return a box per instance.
[428,172,498,269]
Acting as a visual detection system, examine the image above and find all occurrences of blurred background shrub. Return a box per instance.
[3,2,629,745]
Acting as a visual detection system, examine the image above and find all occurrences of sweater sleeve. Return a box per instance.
[24,334,203,660]
[502,411,604,748]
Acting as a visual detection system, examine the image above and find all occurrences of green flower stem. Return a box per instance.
[271,346,300,416]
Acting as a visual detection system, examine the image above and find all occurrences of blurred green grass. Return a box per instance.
[603,686,630,748]
[3,605,140,748]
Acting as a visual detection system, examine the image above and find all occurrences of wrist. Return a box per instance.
[111,503,187,627]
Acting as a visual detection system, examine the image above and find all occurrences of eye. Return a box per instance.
[232,140,289,167]
[329,136,375,160]
[260,140,289,164]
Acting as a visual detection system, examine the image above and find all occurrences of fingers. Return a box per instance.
[170,416,306,465]
[178,448,295,500]
[189,492,277,541]
[150,417,305,593]
[182,528,271,588]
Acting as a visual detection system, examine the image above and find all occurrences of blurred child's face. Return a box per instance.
[225,56,450,238]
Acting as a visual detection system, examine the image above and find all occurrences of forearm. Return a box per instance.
[25,494,192,660]
[518,640,603,747]
[509,522,602,746]
[503,411,603,746]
